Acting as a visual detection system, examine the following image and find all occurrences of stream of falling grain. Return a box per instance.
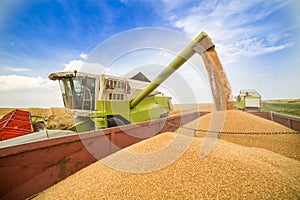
[201,48,234,110]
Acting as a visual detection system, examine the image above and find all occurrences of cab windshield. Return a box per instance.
[59,76,96,110]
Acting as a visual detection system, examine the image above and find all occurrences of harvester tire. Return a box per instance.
[107,117,126,128]
[33,122,45,132]
[160,113,168,118]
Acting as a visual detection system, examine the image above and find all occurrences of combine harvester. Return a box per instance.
[0,31,228,199]
[47,31,217,132]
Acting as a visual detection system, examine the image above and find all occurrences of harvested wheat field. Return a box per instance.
[169,103,212,116]
[35,131,300,199]
[194,110,300,160]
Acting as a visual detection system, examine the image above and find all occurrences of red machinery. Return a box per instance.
[0,109,34,141]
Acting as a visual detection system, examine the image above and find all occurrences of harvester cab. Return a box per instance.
[49,31,215,132]
[49,71,98,111]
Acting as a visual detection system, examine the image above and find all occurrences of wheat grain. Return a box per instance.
[35,130,300,199]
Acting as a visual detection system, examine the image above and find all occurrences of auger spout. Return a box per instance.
[130,31,214,108]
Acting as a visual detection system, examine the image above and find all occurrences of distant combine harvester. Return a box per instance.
[236,89,261,111]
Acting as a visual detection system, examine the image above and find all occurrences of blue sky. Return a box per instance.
[0,0,299,107]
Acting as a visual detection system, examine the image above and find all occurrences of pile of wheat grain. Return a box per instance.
[220,133,300,161]
[195,110,294,134]
[35,131,300,199]
[192,110,300,160]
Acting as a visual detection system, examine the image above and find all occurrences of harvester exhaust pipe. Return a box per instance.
[130,31,215,108]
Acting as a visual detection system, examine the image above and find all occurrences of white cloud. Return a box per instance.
[0,75,63,107]
[63,60,84,71]
[2,67,31,72]
[63,60,104,75]
[159,50,173,58]
[163,0,293,63]
[217,38,294,62]
[0,75,56,92]
[80,52,88,59]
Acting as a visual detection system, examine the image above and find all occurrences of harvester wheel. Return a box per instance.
[107,117,126,128]
[33,122,45,132]
[160,113,168,118]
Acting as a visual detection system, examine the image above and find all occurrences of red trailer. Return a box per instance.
[0,111,202,199]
